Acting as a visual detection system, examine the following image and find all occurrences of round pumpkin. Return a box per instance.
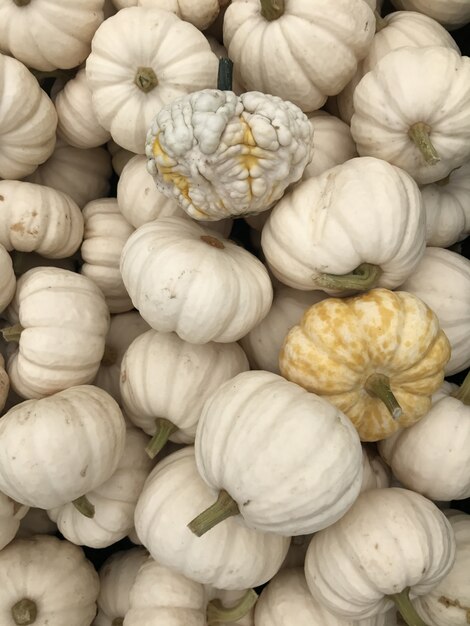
[391,0,470,30]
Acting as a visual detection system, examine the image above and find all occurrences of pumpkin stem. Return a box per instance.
[207,589,258,625]
[135,67,158,93]
[454,370,470,406]
[13,0,31,6]
[72,495,95,519]
[365,373,402,420]
[260,0,285,21]
[101,344,118,366]
[217,57,233,91]
[408,122,440,166]
[389,588,429,626]
[374,11,387,31]
[11,599,37,625]
[2,323,24,343]
[188,490,240,537]
[316,263,382,292]
[112,619,124,626]
[145,418,178,459]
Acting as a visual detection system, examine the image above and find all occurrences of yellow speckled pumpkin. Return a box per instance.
[279,288,451,441]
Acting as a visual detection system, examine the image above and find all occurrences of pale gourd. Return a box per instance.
[391,0,470,30]
[81,198,134,314]
[120,329,249,457]
[49,427,153,548]
[280,288,451,441]
[138,0,220,30]
[191,370,363,537]
[86,7,219,154]
[0,0,104,70]
[400,247,470,375]
[351,47,470,185]
[262,157,426,293]
[120,217,273,344]
[0,354,9,413]
[25,138,112,208]
[146,88,314,220]
[4,267,110,399]
[223,0,375,112]
[0,180,83,258]
[422,163,470,247]
[0,54,57,179]
[0,244,15,313]
[134,447,290,590]
[55,68,111,149]
[0,490,28,551]
[240,286,327,374]
[94,547,148,626]
[0,535,99,626]
[305,488,456,625]
[0,385,126,510]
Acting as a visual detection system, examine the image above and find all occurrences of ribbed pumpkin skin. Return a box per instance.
[391,0,470,30]
[0,244,15,313]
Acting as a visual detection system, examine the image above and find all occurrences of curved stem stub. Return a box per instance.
[72,495,95,519]
[217,57,233,91]
[207,589,258,625]
[260,0,285,21]
[365,373,402,420]
[389,588,429,626]
[188,490,240,537]
[11,599,37,625]
[408,122,440,166]
[316,263,382,292]
[145,418,178,460]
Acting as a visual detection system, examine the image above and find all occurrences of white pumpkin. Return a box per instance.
[55,68,111,149]
[107,140,135,176]
[4,267,110,398]
[120,329,249,456]
[17,508,57,538]
[240,285,326,374]
[0,385,126,510]
[94,547,148,626]
[360,446,391,493]
[413,511,470,626]
[422,162,470,247]
[49,427,153,548]
[0,180,83,258]
[94,311,150,404]
[0,244,15,312]
[351,47,470,185]
[86,7,218,154]
[120,216,273,344]
[391,0,470,30]
[305,488,456,623]
[192,370,363,537]
[138,0,220,30]
[134,447,290,590]
[81,199,134,314]
[0,536,99,626]
[0,491,28,551]
[0,54,57,180]
[25,138,112,208]
[0,0,104,70]
[261,157,425,293]
[400,247,470,375]
[223,0,375,112]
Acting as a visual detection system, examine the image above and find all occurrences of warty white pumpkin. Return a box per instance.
[120,216,273,344]
[391,0,470,30]
[0,491,28,552]
[134,447,290,590]
[0,244,15,313]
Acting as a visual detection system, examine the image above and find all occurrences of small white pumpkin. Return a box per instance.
[134,447,290,590]
[138,0,220,30]
[192,370,363,537]
[4,267,110,399]
[0,54,57,179]
[261,157,425,293]
[55,68,111,149]
[0,0,104,70]
[0,180,83,258]
[0,385,126,510]
[400,247,470,375]
[391,0,470,30]
[86,7,219,154]
[81,198,134,314]
[305,488,456,623]
[120,216,273,344]
[0,491,28,551]
[0,535,99,626]
[351,47,470,185]
[0,244,15,313]
[25,138,112,208]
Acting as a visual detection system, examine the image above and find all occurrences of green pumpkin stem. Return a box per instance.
[389,588,429,626]
[188,490,240,537]
[260,0,285,21]
[408,122,440,165]
[72,495,95,519]
[13,0,31,6]
[145,418,178,460]
[316,263,382,292]
[217,57,234,91]
[11,599,37,625]
[135,67,158,93]
[365,373,402,420]
[454,370,470,406]
[112,619,124,626]
[2,323,24,343]
[207,589,258,625]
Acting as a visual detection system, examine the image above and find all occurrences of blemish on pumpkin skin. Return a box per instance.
[121,370,127,383]
[80,465,88,478]
[0,195,4,201]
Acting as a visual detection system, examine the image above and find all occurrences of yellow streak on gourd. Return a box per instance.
[238,117,259,198]
[152,136,191,204]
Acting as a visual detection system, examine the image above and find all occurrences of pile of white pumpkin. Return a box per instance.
[0,0,470,625]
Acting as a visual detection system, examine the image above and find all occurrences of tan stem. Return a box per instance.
[454,370,470,405]
[145,418,178,459]
[101,344,118,366]
[316,263,382,292]
[2,323,24,343]
[11,599,37,625]
[200,235,225,249]
[188,490,240,537]
[207,590,258,625]
[72,495,95,519]
[390,589,429,626]
[135,67,158,93]
[260,0,285,21]
[408,122,440,165]
[365,374,402,420]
